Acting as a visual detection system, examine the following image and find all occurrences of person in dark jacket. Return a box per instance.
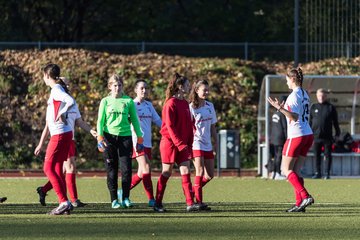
[309,88,341,179]
[270,96,287,180]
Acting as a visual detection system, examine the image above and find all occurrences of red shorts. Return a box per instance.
[192,150,214,159]
[67,140,76,158]
[283,134,314,158]
[160,138,190,165]
[132,147,152,160]
[45,131,73,164]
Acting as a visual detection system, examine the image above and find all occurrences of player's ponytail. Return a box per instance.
[189,79,209,109]
[165,73,188,102]
[286,67,303,87]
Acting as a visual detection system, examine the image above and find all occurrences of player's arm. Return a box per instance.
[151,104,162,127]
[128,100,144,150]
[164,103,187,151]
[52,86,74,122]
[34,122,49,156]
[211,123,217,153]
[332,106,341,138]
[267,97,299,121]
[75,118,97,138]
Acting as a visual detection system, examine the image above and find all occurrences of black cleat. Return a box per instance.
[299,195,314,210]
[0,197,7,203]
[72,199,87,208]
[186,203,200,212]
[198,203,211,211]
[286,205,305,212]
[153,203,166,213]
[312,173,322,179]
[324,174,331,180]
[36,187,47,206]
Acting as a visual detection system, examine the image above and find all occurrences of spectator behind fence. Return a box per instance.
[270,96,287,180]
[310,88,340,180]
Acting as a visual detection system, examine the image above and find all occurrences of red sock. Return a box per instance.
[42,181,53,193]
[66,173,77,202]
[181,174,194,206]
[130,174,142,190]
[194,176,203,203]
[142,173,154,200]
[155,174,169,205]
[295,177,305,206]
[202,177,210,187]
[287,172,309,199]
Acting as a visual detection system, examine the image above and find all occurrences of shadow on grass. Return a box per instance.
[1,202,360,218]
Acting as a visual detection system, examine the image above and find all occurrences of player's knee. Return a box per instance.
[162,171,171,178]
[195,169,203,176]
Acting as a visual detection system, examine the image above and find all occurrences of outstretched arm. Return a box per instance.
[267,97,299,122]
[75,118,97,138]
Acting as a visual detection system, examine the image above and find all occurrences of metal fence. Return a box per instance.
[0,41,358,62]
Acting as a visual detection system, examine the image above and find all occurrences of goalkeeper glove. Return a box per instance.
[97,136,108,153]
[136,137,144,151]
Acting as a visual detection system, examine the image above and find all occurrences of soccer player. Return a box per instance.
[153,73,198,213]
[267,68,314,212]
[189,79,217,211]
[97,74,143,209]
[40,63,74,215]
[130,80,162,207]
[34,77,97,208]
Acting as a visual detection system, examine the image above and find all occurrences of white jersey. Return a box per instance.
[46,84,74,136]
[131,100,162,148]
[284,87,313,138]
[66,102,82,140]
[190,101,217,151]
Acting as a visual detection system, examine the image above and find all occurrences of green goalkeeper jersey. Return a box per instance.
[97,95,143,137]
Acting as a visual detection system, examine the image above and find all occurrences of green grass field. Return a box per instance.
[1,177,360,239]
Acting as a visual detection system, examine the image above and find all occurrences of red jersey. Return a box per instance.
[160,97,193,151]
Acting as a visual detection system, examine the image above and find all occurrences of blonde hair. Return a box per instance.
[108,74,123,88]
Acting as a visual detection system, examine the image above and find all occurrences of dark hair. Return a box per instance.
[43,63,69,94]
[135,79,147,88]
[189,79,209,109]
[165,73,189,102]
[286,67,303,87]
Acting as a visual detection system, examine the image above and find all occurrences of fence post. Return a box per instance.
[141,41,145,53]
[38,41,41,50]
[346,42,351,59]
[244,42,248,60]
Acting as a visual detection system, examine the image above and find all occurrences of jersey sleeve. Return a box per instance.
[129,99,143,137]
[210,103,217,124]
[96,98,107,137]
[75,103,81,119]
[164,101,187,150]
[332,105,341,137]
[286,93,301,115]
[150,103,162,127]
